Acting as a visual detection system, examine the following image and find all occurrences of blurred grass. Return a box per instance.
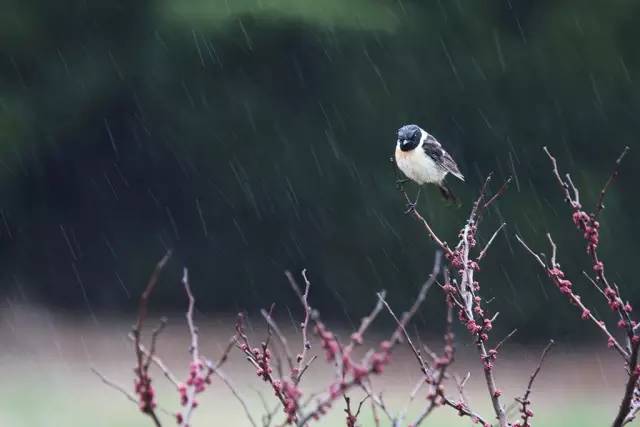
[0,382,614,427]
[0,307,626,427]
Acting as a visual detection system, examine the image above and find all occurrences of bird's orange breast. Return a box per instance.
[394,144,444,185]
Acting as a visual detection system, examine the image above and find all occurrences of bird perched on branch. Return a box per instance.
[394,124,464,206]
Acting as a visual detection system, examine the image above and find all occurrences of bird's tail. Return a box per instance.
[438,184,461,206]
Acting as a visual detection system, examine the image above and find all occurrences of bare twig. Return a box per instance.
[595,146,630,218]
[343,395,368,427]
[397,173,510,426]
[494,329,518,353]
[455,373,472,408]
[294,270,312,384]
[440,395,492,426]
[547,143,636,348]
[235,313,289,410]
[134,251,172,342]
[528,147,639,427]
[543,147,580,209]
[477,223,506,262]
[206,360,258,427]
[297,355,317,384]
[128,335,180,387]
[456,176,509,427]
[378,293,430,378]
[389,251,442,346]
[297,254,442,426]
[515,340,555,426]
[482,176,512,211]
[514,235,546,267]
[261,308,295,372]
[146,318,168,371]
[359,381,394,425]
[623,387,640,425]
[344,290,387,355]
[582,271,606,297]
[516,234,629,360]
[544,148,634,342]
[179,268,201,427]
[613,342,640,427]
[394,376,428,426]
[131,250,172,427]
[413,304,456,427]
[396,180,453,257]
[92,368,172,417]
[92,367,141,406]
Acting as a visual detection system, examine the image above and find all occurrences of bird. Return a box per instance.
[394,124,464,206]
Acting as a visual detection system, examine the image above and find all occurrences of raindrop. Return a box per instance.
[0,209,12,240]
[195,198,208,237]
[165,206,181,241]
[192,29,206,68]
[439,37,463,89]
[115,272,131,299]
[508,151,521,192]
[104,118,119,158]
[238,18,254,51]
[72,262,98,325]
[60,225,78,261]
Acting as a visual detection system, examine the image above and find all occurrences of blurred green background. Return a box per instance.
[1,0,639,344]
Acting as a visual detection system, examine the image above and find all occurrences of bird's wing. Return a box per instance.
[422,135,465,181]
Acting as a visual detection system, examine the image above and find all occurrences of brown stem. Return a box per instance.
[516,234,629,360]
[478,340,507,426]
[179,268,203,427]
[132,250,172,427]
[613,342,640,427]
[378,294,431,378]
[297,254,442,426]
[294,269,312,384]
[595,146,630,218]
[516,340,555,426]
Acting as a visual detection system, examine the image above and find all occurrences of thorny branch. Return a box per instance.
[343,395,368,427]
[515,235,628,359]
[595,146,630,218]
[477,223,507,262]
[131,250,172,427]
[520,146,636,427]
[449,175,511,427]
[390,156,453,257]
[178,268,208,427]
[295,254,442,426]
[293,270,312,385]
[390,168,520,427]
[412,302,458,427]
[91,367,169,417]
[96,147,636,427]
[378,294,431,379]
[96,255,257,427]
[514,340,554,427]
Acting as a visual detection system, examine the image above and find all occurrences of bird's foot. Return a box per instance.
[404,200,417,215]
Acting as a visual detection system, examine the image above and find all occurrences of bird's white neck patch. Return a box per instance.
[394,139,446,185]
[418,128,428,145]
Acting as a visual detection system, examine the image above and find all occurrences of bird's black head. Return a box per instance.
[397,124,422,151]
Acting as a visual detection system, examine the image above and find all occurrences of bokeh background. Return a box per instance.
[1,0,639,426]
